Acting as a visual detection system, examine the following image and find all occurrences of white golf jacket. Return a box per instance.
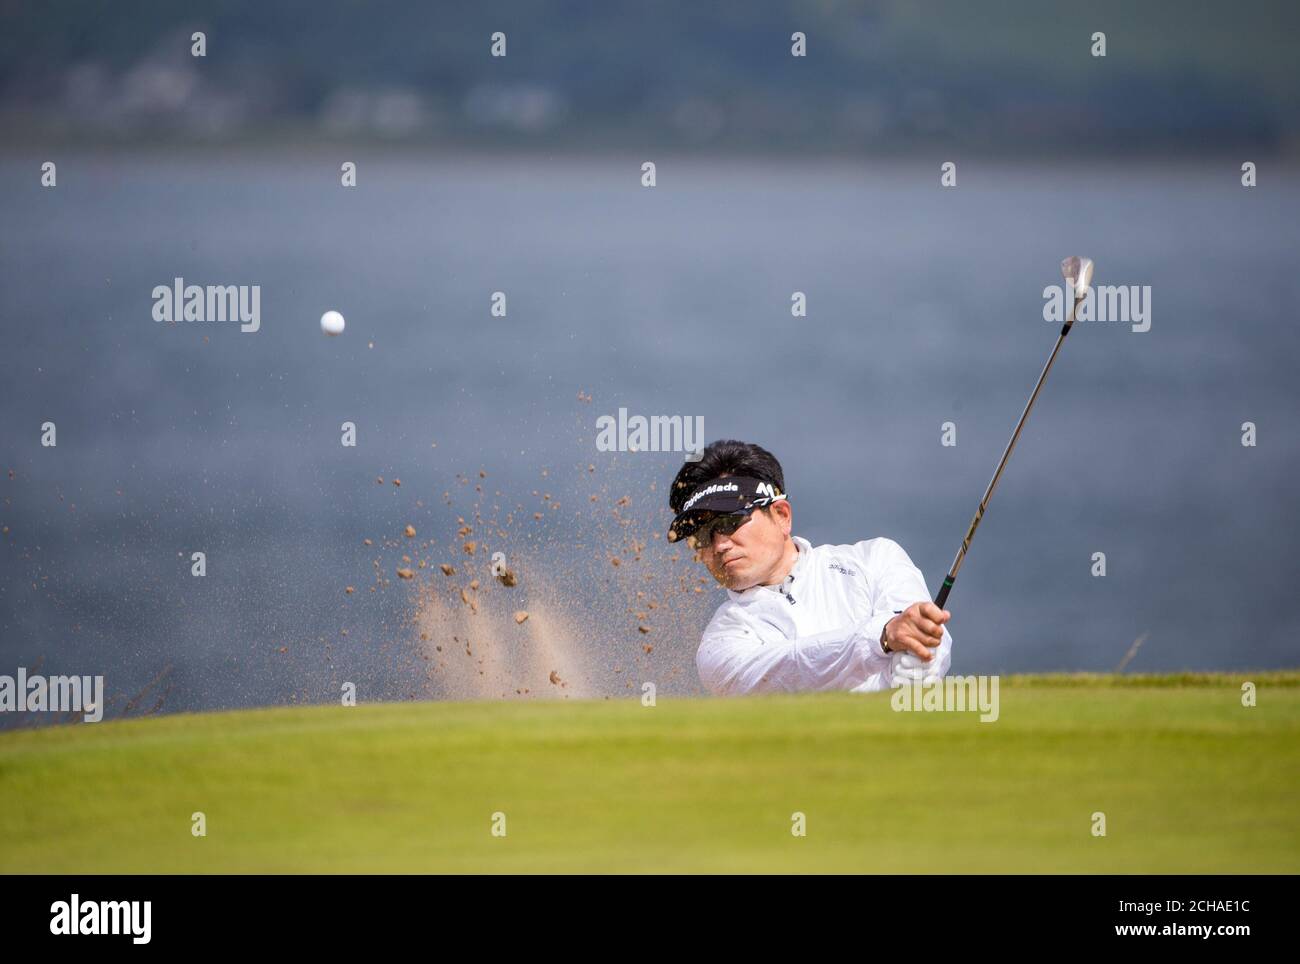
[696,536,953,696]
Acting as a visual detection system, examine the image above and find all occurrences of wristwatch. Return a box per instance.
[880,610,903,655]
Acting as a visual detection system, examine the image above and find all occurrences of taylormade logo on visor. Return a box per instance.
[682,481,739,511]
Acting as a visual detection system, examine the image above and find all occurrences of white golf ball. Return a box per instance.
[320,310,345,336]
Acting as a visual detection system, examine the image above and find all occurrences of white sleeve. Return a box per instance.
[696,617,890,696]
[861,539,954,680]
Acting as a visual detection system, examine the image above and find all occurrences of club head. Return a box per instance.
[1061,256,1095,296]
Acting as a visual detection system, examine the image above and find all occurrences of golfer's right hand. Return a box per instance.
[890,650,942,686]
[884,602,950,662]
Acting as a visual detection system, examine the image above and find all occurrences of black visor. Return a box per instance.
[666,476,787,543]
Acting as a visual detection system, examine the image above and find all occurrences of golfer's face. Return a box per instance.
[694,508,785,590]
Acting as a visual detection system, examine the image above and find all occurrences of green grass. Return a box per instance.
[2,673,1297,873]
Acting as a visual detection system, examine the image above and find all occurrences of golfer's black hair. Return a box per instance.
[668,439,785,512]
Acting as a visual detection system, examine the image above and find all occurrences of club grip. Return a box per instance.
[934,576,953,609]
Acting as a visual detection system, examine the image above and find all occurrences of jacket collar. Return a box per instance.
[726,535,812,602]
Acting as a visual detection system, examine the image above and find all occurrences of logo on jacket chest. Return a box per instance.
[827,562,857,577]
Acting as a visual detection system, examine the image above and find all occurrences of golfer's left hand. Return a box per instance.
[884,602,949,662]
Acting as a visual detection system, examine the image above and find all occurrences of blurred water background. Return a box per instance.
[2,2,1298,725]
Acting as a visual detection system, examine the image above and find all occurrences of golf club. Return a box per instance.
[933,256,1094,609]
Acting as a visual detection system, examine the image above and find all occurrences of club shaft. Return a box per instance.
[934,302,1080,609]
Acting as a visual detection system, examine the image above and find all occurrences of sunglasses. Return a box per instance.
[685,512,753,550]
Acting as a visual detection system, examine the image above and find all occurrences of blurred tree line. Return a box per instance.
[1,0,1295,152]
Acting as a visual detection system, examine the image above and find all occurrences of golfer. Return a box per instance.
[667,440,953,696]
